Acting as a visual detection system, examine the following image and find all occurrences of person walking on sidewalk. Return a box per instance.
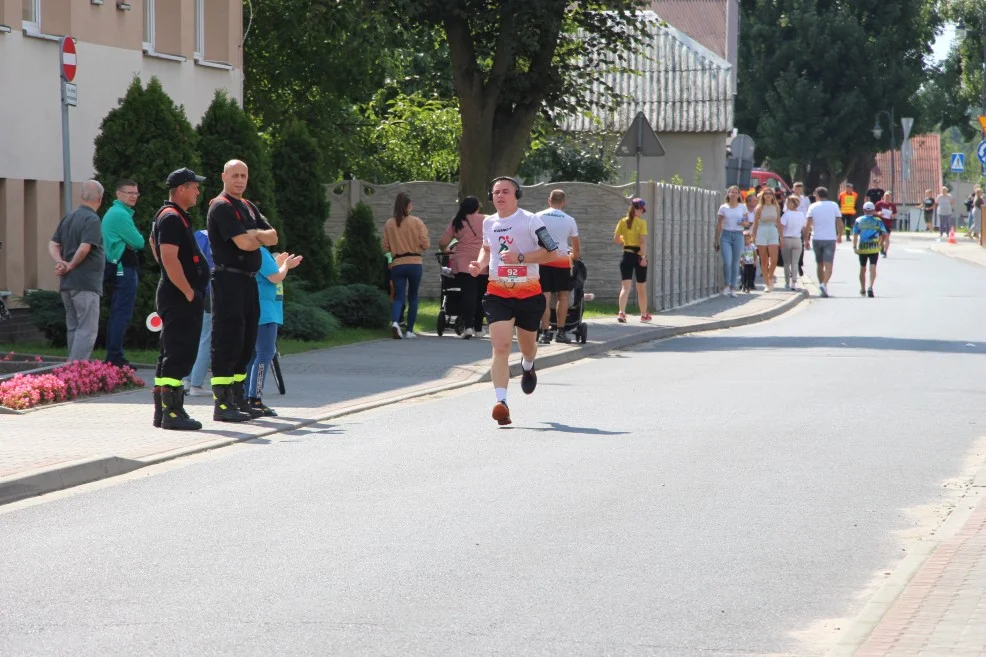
[936,186,955,238]
[101,179,144,368]
[182,229,214,397]
[148,168,210,431]
[245,247,303,417]
[874,191,897,257]
[468,176,559,426]
[838,183,859,242]
[739,231,757,292]
[536,189,580,344]
[208,160,278,423]
[779,195,807,291]
[806,187,844,298]
[383,192,430,339]
[48,180,106,362]
[715,186,748,297]
[614,198,651,323]
[970,187,984,240]
[752,188,782,292]
[440,196,488,339]
[922,189,936,232]
[852,202,888,297]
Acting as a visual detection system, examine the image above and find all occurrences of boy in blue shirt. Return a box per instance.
[852,202,888,298]
[246,247,303,416]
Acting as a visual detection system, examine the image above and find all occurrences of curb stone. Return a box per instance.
[0,291,807,506]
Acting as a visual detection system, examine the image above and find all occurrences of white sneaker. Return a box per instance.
[728,289,737,298]
[405,331,418,339]
[187,385,210,397]
[392,322,403,339]
[462,328,475,339]
[722,287,730,297]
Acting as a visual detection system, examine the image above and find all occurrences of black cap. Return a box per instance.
[167,168,206,188]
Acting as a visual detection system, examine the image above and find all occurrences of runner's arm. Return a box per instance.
[570,236,581,261]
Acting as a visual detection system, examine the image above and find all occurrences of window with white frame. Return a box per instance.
[22,0,40,31]
[194,0,204,59]
[143,0,154,49]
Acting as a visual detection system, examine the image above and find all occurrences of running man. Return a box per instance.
[873,191,897,257]
[468,177,559,426]
[852,202,888,297]
[535,189,580,344]
[806,187,844,298]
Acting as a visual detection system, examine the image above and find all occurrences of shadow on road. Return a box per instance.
[525,422,630,436]
[645,335,984,355]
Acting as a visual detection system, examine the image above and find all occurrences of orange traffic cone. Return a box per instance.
[948,227,958,244]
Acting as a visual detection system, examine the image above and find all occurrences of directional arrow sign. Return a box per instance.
[978,140,986,166]
[616,112,665,157]
[950,153,965,172]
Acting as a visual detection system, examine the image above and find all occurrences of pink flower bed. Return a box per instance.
[0,359,145,410]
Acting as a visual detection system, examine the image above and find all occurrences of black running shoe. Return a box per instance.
[554,331,571,344]
[521,365,537,395]
[867,288,875,298]
[538,331,553,345]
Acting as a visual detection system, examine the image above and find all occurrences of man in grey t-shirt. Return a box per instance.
[936,186,955,238]
[48,180,106,361]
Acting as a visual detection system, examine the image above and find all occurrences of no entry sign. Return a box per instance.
[60,37,76,82]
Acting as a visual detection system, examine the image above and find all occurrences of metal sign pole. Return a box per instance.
[59,37,73,214]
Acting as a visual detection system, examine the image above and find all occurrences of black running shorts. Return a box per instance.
[619,251,648,283]
[858,252,878,266]
[539,265,572,293]
[482,293,546,333]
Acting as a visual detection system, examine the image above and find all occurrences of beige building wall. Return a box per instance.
[326,180,722,309]
[0,0,243,295]
[615,133,729,194]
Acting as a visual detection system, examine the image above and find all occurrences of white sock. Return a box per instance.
[522,358,534,371]
[495,388,507,403]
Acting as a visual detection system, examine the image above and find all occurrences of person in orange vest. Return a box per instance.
[838,183,859,241]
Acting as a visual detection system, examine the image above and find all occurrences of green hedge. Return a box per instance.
[23,290,67,347]
[307,284,390,329]
[280,303,340,342]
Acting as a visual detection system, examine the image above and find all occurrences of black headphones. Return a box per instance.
[487,176,523,201]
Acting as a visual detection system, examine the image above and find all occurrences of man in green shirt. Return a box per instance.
[101,178,145,367]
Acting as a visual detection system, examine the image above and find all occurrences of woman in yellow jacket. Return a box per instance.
[613,197,651,323]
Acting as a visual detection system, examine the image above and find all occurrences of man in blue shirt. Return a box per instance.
[852,201,888,298]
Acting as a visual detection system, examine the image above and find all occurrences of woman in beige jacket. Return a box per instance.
[382,191,430,339]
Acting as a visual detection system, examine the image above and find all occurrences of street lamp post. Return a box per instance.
[872,108,897,199]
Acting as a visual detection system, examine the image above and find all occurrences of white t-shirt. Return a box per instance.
[807,200,842,241]
[718,203,748,231]
[937,194,953,215]
[780,210,807,238]
[796,195,811,213]
[483,208,548,299]
[535,207,578,267]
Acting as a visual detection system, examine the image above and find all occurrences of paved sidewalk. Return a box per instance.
[0,289,802,504]
[929,233,986,268]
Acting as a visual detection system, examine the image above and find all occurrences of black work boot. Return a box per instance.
[153,386,163,428]
[161,387,202,431]
[213,384,252,422]
[232,381,264,419]
[247,397,278,417]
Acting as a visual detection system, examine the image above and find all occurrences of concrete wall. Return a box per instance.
[615,132,728,193]
[327,180,722,310]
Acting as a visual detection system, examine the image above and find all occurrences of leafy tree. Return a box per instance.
[359,92,462,183]
[196,90,281,234]
[519,132,618,183]
[736,0,940,193]
[271,121,335,290]
[377,0,649,201]
[336,202,386,289]
[91,76,199,348]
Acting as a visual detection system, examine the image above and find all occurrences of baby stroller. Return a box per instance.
[435,252,466,336]
[549,259,588,344]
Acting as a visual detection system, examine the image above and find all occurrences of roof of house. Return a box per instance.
[649,0,727,58]
[868,133,943,206]
[559,13,734,135]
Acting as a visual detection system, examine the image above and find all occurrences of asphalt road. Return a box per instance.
[2,235,985,657]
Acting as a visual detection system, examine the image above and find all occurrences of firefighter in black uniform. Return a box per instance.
[150,168,210,430]
[207,159,278,422]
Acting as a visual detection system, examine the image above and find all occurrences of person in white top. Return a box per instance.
[535,190,580,344]
[779,196,808,290]
[469,176,559,426]
[936,186,955,238]
[806,186,844,297]
[715,186,750,296]
[792,182,811,213]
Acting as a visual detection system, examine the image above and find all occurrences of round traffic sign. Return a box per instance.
[60,36,77,82]
[145,312,163,332]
